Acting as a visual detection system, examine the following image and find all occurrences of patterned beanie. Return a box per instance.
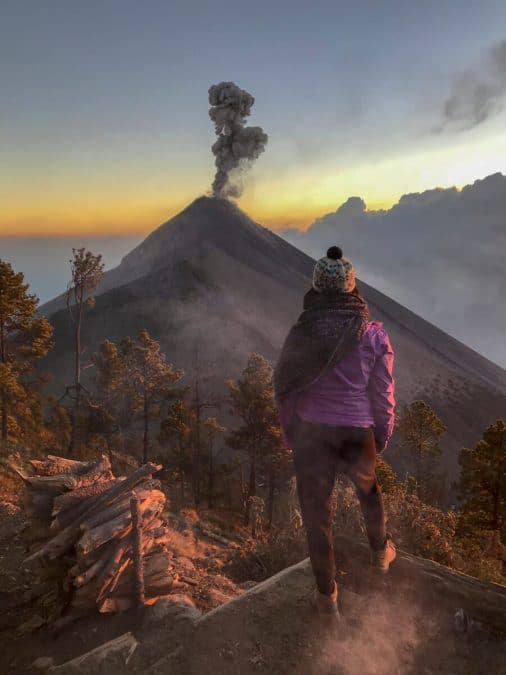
[312,246,356,293]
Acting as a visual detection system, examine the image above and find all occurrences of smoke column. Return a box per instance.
[208,81,268,198]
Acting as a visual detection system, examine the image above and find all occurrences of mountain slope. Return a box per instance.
[40,197,506,477]
[281,172,506,368]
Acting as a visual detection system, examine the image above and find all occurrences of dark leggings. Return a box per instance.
[291,417,387,595]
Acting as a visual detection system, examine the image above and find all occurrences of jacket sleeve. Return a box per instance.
[369,328,395,451]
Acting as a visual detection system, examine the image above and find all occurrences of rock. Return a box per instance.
[213,574,238,592]
[17,614,45,634]
[205,587,234,606]
[175,556,196,574]
[32,656,55,671]
[47,632,138,674]
[143,593,201,625]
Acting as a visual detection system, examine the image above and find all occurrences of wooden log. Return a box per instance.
[144,521,164,535]
[73,546,113,588]
[107,558,131,596]
[25,463,161,563]
[70,580,101,609]
[130,493,145,607]
[92,513,166,607]
[20,522,52,545]
[25,521,83,563]
[51,476,150,530]
[52,478,121,516]
[77,514,132,557]
[79,483,164,532]
[114,566,174,594]
[25,492,55,522]
[51,493,106,531]
[80,498,131,532]
[29,456,92,477]
[77,492,165,556]
[98,595,134,614]
[95,537,132,603]
[196,524,237,547]
[87,463,162,513]
[25,455,112,493]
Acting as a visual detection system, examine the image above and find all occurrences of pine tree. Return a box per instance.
[188,345,221,506]
[227,353,282,526]
[0,259,53,448]
[397,399,446,503]
[376,456,398,495]
[65,248,104,453]
[457,420,506,540]
[44,397,72,453]
[122,330,183,463]
[159,398,194,504]
[263,423,292,528]
[89,339,129,459]
[204,416,226,509]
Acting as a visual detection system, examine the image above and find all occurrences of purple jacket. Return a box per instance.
[278,321,395,451]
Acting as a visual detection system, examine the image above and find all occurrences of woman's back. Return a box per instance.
[294,320,395,450]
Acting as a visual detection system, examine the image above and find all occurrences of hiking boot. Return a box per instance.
[371,535,396,573]
[313,581,340,621]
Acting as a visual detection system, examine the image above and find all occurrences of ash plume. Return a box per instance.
[435,39,506,132]
[208,81,268,198]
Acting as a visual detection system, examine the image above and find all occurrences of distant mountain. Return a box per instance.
[281,172,506,368]
[40,196,506,480]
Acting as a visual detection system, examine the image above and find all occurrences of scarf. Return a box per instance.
[273,288,369,402]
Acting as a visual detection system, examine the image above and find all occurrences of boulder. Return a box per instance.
[47,632,138,674]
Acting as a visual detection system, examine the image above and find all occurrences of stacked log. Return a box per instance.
[20,454,175,616]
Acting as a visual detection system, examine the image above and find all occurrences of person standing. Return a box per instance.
[274,246,397,620]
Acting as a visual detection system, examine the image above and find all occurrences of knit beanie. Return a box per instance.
[312,246,356,293]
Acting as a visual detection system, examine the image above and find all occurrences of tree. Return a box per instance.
[457,420,506,541]
[122,330,183,463]
[159,398,194,504]
[44,398,72,453]
[188,345,221,507]
[227,353,280,526]
[65,248,104,453]
[397,400,447,503]
[261,419,292,529]
[376,456,398,495]
[204,416,226,509]
[0,260,53,447]
[89,339,130,460]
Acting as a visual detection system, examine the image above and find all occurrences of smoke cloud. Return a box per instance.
[208,81,268,198]
[435,40,506,132]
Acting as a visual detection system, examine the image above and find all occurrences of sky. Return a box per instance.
[2,0,506,238]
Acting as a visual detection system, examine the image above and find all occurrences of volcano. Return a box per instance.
[40,197,506,478]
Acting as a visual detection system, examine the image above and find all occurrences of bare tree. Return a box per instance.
[65,248,104,454]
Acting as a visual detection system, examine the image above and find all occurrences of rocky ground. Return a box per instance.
[1,497,505,675]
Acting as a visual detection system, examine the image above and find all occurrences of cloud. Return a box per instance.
[280,172,506,368]
[435,40,506,132]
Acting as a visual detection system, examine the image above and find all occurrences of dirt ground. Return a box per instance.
[152,558,506,675]
[1,500,505,675]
